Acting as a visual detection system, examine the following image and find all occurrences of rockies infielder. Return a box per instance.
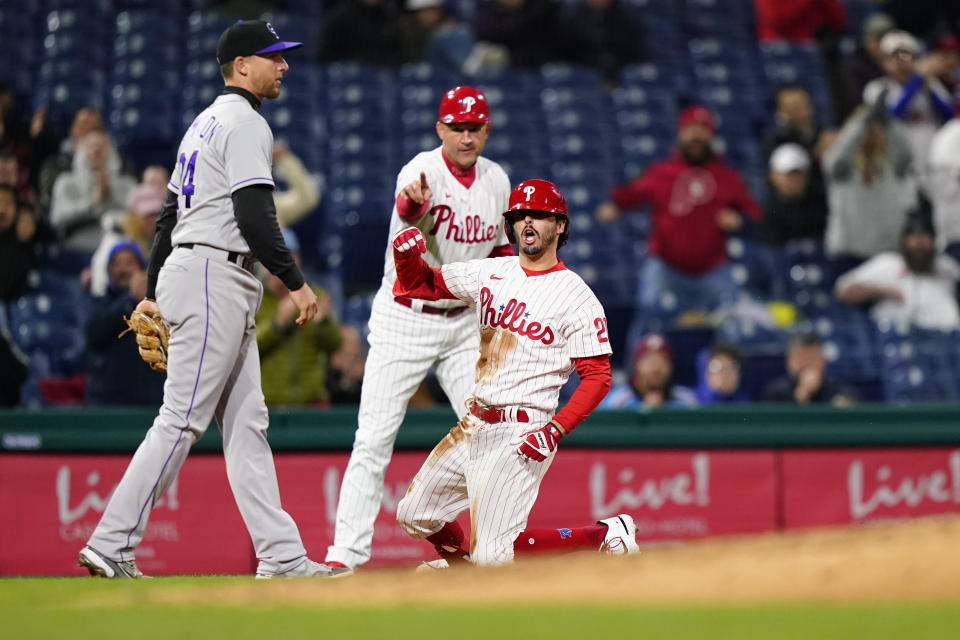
[325,87,513,571]
[391,180,639,566]
[78,20,341,578]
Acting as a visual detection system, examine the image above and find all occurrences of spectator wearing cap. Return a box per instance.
[600,334,697,409]
[761,332,856,406]
[822,97,915,266]
[596,106,763,315]
[85,240,165,406]
[695,343,749,405]
[835,214,960,330]
[929,112,960,262]
[863,30,954,189]
[837,13,896,121]
[87,182,164,296]
[760,143,828,246]
[761,85,831,197]
[255,228,343,406]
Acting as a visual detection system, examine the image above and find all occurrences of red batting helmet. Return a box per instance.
[438,86,490,124]
[502,179,569,248]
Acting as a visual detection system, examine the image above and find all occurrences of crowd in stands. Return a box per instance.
[1,0,960,410]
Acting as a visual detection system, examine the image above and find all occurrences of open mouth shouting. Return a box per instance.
[522,225,539,246]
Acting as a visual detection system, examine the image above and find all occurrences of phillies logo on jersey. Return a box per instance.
[669,168,717,216]
[479,287,555,344]
[428,205,498,244]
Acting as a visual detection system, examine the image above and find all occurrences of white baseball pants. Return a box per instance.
[396,409,555,566]
[326,289,477,568]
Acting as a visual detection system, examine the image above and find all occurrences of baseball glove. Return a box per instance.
[118,310,170,373]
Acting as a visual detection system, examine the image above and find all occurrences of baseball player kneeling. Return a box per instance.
[392,179,640,566]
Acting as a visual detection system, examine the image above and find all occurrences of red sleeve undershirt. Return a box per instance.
[553,355,612,434]
[392,249,456,301]
[397,193,430,222]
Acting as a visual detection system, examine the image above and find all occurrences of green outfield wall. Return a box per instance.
[2,404,959,453]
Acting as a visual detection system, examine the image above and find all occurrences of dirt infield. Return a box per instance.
[86,515,960,607]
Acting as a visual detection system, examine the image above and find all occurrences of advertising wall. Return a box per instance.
[2,447,959,576]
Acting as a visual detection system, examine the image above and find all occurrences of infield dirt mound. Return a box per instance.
[94,515,960,606]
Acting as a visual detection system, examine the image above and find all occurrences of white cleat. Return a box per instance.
[255,558,353,579]
[598,514,640,555]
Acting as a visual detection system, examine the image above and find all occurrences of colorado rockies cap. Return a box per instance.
[216,20,302,65]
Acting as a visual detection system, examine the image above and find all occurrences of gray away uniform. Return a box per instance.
[85,89,309,575]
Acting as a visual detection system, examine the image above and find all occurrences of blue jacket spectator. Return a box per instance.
[601,334,697,409]
[695,344,750,405]
[85,240,164,406]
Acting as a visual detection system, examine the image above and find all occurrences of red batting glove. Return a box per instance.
[393,227,426,256]
[516,422,564,462]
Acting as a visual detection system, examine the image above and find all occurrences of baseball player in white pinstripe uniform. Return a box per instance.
[324,87,514,571]
[78,21,342,579]
[391,179,640,566]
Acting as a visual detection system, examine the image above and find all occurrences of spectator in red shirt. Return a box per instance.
[752,0,846,43]
[595,106,762,314]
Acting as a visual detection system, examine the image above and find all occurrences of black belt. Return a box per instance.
[469,401,529,424]
[394,297,468,318]
[178,243,252,269]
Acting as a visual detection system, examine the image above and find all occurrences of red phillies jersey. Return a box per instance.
[609,154,762,276]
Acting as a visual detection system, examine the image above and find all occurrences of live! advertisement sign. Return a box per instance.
[782,448,960,527]
[2,448,959,576]
[0,454,251,576]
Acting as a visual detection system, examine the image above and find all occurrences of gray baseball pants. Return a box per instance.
[86,246,307,575]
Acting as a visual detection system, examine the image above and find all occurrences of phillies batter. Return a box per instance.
[325,87,514,571]
[392,180,639,566]
[78,21,339,578]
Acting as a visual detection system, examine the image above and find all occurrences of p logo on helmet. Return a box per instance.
[502,179,570,249]
[438,86,490,124]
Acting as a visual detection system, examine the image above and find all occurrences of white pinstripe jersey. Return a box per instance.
[379,147,511,309]
[441,256,612,413]
[168,94,275,252]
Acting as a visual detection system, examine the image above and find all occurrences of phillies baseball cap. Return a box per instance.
[633,334,673,362]
[438,86,490,124]
[216,20,302,65]
[677,105,717,134]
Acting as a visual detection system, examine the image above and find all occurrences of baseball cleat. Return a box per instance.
[78,546,145,578]
[597,514,640,555]
[255,557,353,579]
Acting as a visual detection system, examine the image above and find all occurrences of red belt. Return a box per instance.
[395,297,468,318]
[469,401,529,424]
